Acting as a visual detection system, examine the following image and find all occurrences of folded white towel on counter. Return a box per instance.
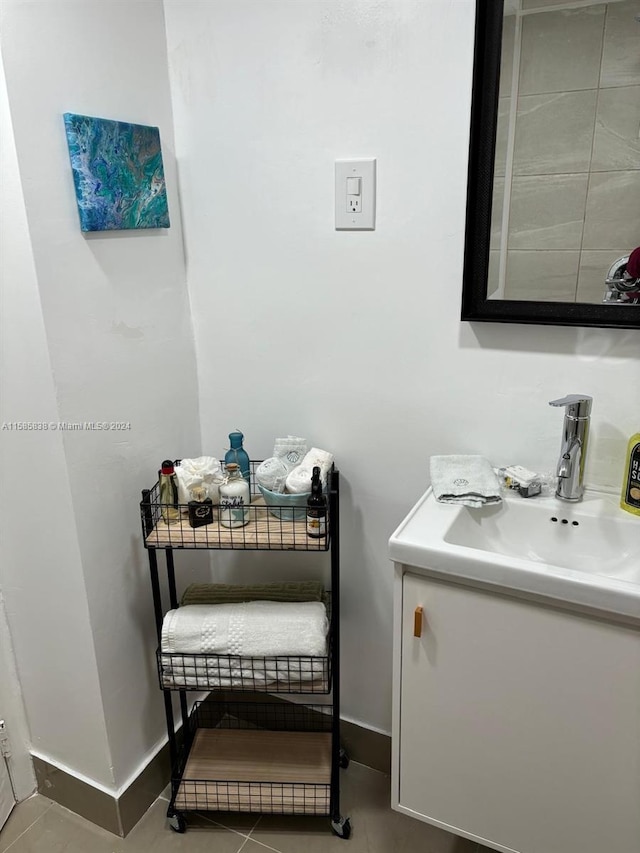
[285,448,334,494]
[161,601,328,657]
[429,455,502,508]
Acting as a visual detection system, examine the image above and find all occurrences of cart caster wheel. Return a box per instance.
[339,748,350,769]
[331,816,351,839]
[168,813,186,833]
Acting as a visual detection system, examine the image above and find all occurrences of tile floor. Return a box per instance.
[0,762,494,853]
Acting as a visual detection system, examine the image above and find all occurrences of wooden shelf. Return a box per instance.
[174,729,331,814]
[145,498,329,551]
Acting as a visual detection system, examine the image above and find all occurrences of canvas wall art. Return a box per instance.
[63,113,170,232]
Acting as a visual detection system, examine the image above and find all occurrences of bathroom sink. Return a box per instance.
[389,487,640,621]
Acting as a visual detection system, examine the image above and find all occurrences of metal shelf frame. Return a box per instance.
[140,464,349,838]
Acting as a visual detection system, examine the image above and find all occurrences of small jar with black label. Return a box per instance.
[188,485,214,529]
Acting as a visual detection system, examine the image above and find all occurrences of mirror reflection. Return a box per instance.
[489,0,640,305]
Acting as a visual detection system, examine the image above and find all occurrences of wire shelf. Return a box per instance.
[158,600,332,693]
[141,460,332,551]
[171,701,333,816]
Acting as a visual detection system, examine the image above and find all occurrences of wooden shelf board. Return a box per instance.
[174,729,332,813]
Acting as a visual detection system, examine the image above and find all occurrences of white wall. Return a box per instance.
[1,0,201,790]
[0,50,114,788]
[165,0,640,734]
[0,593,36,801]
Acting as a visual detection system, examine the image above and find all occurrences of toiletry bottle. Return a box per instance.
[219,462,250,528]
[225,430,251,489]
[620,433,640,517]
[306,466,327,538]
[188,484,214,529]
[159,460,180,525]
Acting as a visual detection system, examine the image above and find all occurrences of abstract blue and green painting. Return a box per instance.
[63,113,170,232]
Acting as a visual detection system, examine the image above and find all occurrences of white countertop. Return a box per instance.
[389,487,640,624]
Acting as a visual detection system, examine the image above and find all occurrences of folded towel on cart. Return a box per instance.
[180,580,325,606]
[159,654,327,689]
[161,601,328,657]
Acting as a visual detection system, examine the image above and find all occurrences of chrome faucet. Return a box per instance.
[548,395,593,502]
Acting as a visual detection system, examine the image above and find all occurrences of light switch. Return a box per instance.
[335,159,376,230]
[346,176,361,196]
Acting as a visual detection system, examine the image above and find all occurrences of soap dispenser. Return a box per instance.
[620,433,640,516]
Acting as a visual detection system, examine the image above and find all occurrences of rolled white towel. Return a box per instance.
[255,457,288,493]
[285,467,314,494]
[285,448,334,494]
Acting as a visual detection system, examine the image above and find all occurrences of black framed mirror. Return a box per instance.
[462,0,640,329]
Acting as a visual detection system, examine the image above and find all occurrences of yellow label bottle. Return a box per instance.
[620,433,640,516]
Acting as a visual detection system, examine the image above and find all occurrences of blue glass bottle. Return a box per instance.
[225,430,251,489]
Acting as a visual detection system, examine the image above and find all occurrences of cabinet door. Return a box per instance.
[399,572,640,853]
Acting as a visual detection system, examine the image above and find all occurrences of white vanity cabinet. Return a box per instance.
[392,567,640,853]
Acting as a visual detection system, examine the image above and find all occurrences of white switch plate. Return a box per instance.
[335,159,376,230]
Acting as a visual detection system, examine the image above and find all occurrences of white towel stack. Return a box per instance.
[160,601,328,688]
[429,455,502,508]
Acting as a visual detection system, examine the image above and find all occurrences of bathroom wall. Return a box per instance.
[165,0,639,736]
[0,0,637,798]
[0,0,201,791]
[492,0,640,302]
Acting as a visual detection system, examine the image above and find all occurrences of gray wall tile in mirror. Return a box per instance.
[578,249,629,301]
[491,0,640,304]
[519,5,605,95]
[583,171,640,248]
[513,91,597,175]
[592,85,640,170]
[506,250,580,301]
[508,174,589,249]
[600,0,640,88]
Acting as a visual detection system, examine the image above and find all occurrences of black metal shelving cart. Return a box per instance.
[140,461,351,839]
